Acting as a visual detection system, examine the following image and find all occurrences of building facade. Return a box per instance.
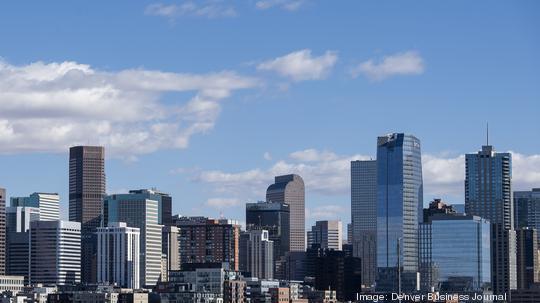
[465,144,517,295]
[69,146,106,284]
[174,216,240,271]
[419,214,491,292]
[0,188,5,275]
[11,192,60,221]
[162,225,180,279]
[514,188,540,240]
[29,220,81,285]
[103,191,163,287]
[350,160,377,288]
[97,222,140,289]
[6,206,39,282]
[266,174,305,252]
[307,220,342,251]
[376,133,423,291]
[516,228,539,290]
[240,229,274,279]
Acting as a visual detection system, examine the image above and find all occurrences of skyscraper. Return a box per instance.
[514,188,540,239]
[266,174,305,252]
[465,143,517,295]
[11,192,60,221]
[97,222,140,289]
[350,159,377,288]
[6,206,40,282]
[162,225,180,278]
[69,146,105,283]
[128,189,172,226]
[0,188,6,275]
[103,191,163,287]
[307,220,342,251]
[174,216,240,271]
[246,201,290,261]
[29,220,81,285]
[240,229,274,279]
[376,133,423,291]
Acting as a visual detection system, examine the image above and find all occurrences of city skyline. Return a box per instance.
[0,1,539,229]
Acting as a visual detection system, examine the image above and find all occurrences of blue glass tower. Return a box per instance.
[376,133,423,290]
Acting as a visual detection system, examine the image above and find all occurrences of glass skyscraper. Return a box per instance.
[376,133,423,290]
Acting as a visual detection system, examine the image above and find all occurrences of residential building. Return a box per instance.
[174,216,240,271]
[240,229,274,279]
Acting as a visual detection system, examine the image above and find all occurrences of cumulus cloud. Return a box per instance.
[351,51,424,81]
[255,0,306,11]
[307,205,347,220]
[0,59,257,157]
[257,49,338,81]
[193,148,540,207]
[145,2,237,19]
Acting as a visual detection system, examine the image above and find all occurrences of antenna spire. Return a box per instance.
[486,122,489,146]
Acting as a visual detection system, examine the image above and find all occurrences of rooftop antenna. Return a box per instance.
[486,122,489,146]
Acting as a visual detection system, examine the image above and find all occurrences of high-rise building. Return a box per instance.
[174,216,240,271]
[350,159,377,289]
[240,229,274,279]
[0,188,6,275]
[307,220,342,251]
[465,143,517,295]
[266,174,305,252]
[376,133,423,291]
[246,201,290,261]
[69,146,105,284]
[516,228,539,290]
[128,189,172,226]
[29,220,81,285]
[419,214,491,292]
[11,192,60,221]
[162,225,180,278]
[6,206,40,282]
[423,199,456,223]
[103,191,163,287]
[514,189,540,239]
[97,222,140,289]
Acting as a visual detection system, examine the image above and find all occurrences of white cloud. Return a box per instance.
[206,197,242,209]
[0,59,257,157]
[257,49,338,81]
[263,152,272,161]
[145,2,237,19]
[193,148,540,208]
[255,0,306,11]
[351,51,424,81]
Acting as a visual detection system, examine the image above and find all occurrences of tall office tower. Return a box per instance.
[465,143,517,295]
[0,188,6,275]
[307,220,343,251]
[103,192,163,287]
[6,207,40,282]
[376,133,423,291]
[128,189,172,226]
[29,220,81,285]
[174,216,240,271]
[69,146,105,284]
[97,222,140,289]
[516,228,539,290]
[246,201,290,261]
[514,189,540,239]
[162,226,180,276]
[422,199,456,223]
[347,223,352,245]
[240,229,274,279]
[419,214,491,292]
[266,174,305,252]
[11,192,60,221]
[351,160,377,289]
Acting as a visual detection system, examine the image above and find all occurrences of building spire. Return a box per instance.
[486,122,489,146]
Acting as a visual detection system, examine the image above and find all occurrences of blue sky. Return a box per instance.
[0,1,539,227]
